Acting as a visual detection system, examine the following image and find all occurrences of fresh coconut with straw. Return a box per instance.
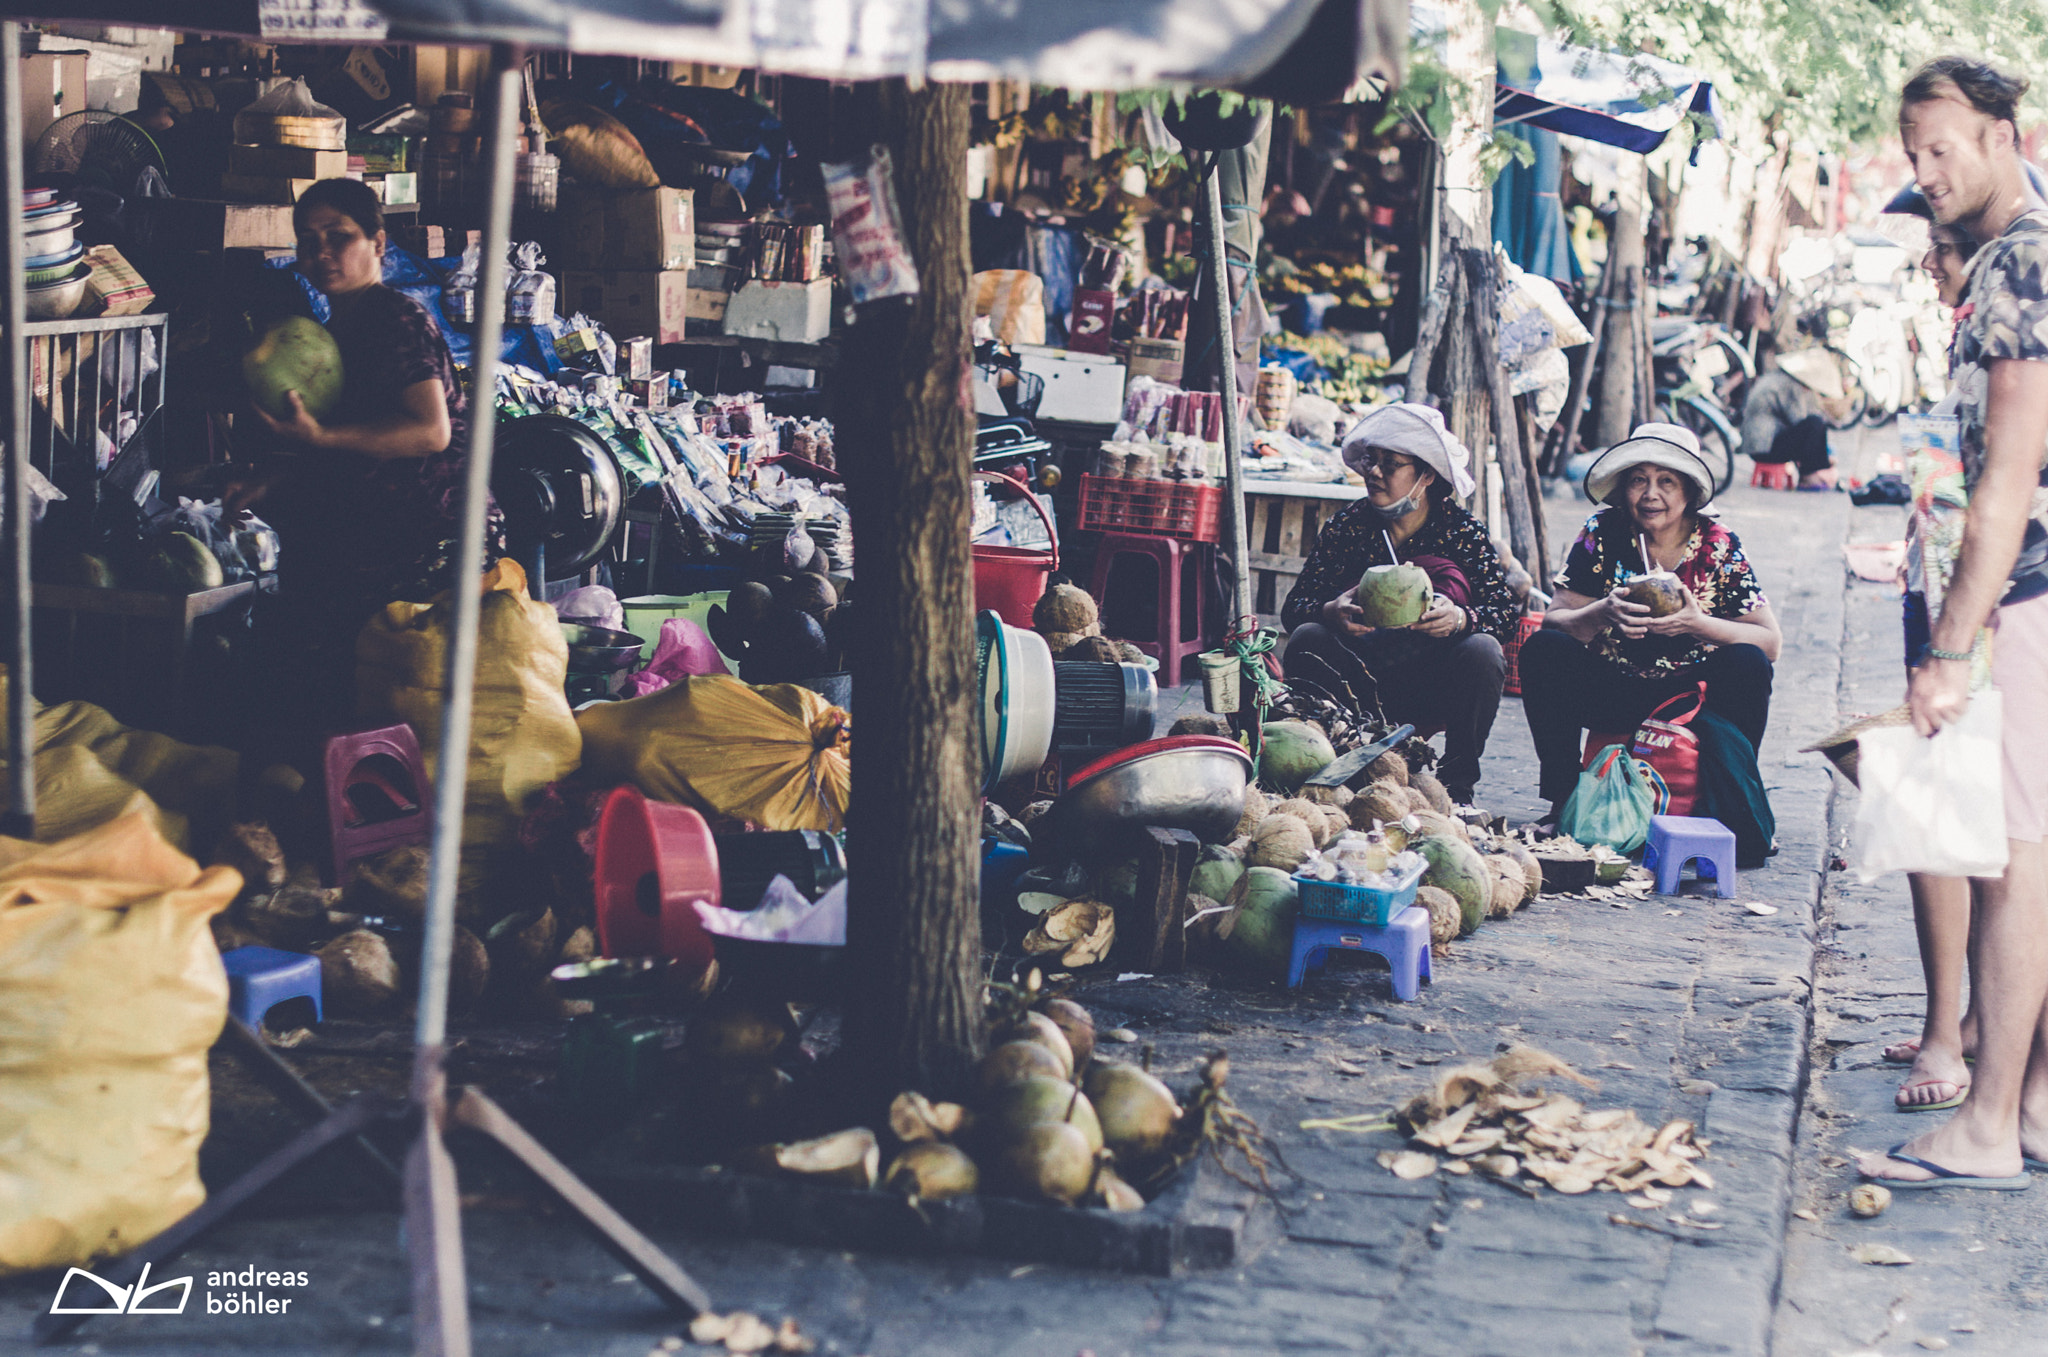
[1626,533,1685,618]
[1354,529,1432,628]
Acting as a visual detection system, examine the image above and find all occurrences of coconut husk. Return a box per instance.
[736,1128,880,1189]
[1033,582,1100,636]
[1063,635,1122,663]
[1348,783,1410,832]
[1169,713,1235,739]
[1800,706,1911,788]
[1275,797,1336,848]
[316,929,401,1015]
[1401,786,1434,815]
[1483,856,1525,919]
[211,821,286,897]
[1366,752,1408,787]
[1249,814,1315,871]
[1416,885,1461,945]
[343,842,431,920]
[1409,769,1455,814]
[1022,898,1115,968]
[1299,784,1353,808]
[1232,786,1272,840]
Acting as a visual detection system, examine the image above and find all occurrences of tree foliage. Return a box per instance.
[1537,0,2048,147]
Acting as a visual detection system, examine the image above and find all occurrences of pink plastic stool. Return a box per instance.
[1087,532,1210,684]
[322,723,433,884]
[1750,461,1797,490]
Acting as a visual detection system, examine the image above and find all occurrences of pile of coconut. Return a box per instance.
[710,988,1215,1213]
[1182,720,1543,975]
[1030,582,1156,664]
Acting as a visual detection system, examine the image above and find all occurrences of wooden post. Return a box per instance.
[1404,267,1452,408]
[1441,237,1491,518]
[834,81,985,1100]
[1514,394,1552,590]
[1470,249,1539,585]
[1592,160,1647,449]
[1116,826,1197,973]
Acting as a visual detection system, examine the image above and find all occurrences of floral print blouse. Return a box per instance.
[1280,497,1521,641]
[1558,506,1768,679]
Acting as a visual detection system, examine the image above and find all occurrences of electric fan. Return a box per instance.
[492,413,626,597]
[32,110,168,197]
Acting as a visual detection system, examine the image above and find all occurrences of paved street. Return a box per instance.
[6,438,2038,1357]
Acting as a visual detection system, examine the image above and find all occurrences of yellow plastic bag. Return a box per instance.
[355,559,581,910]
[0,806,238,1274]
[972,269,1048,346]
[0,669,238,852]
[576,676,849,832]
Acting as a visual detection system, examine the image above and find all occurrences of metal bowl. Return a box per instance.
[25,264,89,320]
[561,622,646,673]
[1049,735,1253,847]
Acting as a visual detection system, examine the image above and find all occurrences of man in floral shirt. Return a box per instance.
[1280,403,1521,805]
[1860,56,2048,1193]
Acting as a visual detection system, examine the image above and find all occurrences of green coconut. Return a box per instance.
[977,1040,1069,1092]
[1222,866,1299,974]
[1036,998,1097,1074]
[243,315,345,422]
[1416,834,1490,936]
[884,1141,980,1200]
[146,532,225,593]
[978,1075,1104,1153]
[1189,843,1246,904]
[987,1121,1098,1205]
[1082,1061,1182,1162]
[1257,720,1335,792]
[1354,561,1432,628]
[991,1010,1075,1080]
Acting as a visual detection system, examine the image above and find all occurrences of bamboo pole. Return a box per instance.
[1202,157,1252,625]
[2,22,33,839]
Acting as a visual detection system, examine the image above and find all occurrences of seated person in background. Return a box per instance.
[1280,403,1521,807]
[1518,423,1782,832]
[1740,349,1842,488]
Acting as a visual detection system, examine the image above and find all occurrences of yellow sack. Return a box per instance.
[355,560,581,911]
[0,807,238,1274]
[0,670,238,852]
[971,269,1048,346]
[577,676,849,832]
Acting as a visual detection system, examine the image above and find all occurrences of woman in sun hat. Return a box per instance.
[1279,402,1523,807]
[1518,421,1783,833]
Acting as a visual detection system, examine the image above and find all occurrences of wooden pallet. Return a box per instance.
[1247,491,1337,629]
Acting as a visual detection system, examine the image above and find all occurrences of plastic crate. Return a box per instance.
[1075,473,1223,543]
[1502,612,1544,697]
[1294,857,1427,926]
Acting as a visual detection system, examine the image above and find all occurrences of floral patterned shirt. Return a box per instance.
[1558,506,1768,679]
[1949,208,2048,606]
[1280,497,1520,641]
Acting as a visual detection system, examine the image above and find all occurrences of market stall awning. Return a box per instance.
[1493,31,1721,155]
[9,0,1405,103]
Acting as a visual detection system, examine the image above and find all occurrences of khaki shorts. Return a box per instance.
[1992,591,2048,842]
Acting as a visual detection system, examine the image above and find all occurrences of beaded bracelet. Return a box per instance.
[1923,645,1972,663]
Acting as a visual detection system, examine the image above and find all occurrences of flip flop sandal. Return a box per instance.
[2026,1157,2048,1173]
[1881,1040,1974,1066]
[1871,1145,2032,1191]
[1895,1078,1969,1112]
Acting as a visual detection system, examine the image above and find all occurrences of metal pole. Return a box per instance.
[1,22,34,840]
[1201,157,1252,627]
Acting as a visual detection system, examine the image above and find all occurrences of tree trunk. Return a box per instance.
[834,81,984,1101]
[1442,240,1490,517]
[1591,161,1647,449]
[1471,248,1539,585]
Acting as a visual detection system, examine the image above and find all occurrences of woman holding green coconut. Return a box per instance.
[1280,402,1521,807]
[1519,423,1782,835]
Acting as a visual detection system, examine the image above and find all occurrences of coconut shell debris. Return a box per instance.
[1378,1046,1712,1196]
[1022,898,1116,968]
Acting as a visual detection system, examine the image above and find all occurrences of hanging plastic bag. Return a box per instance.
[169,497,252,581]
[1852,692,2007,882]
[1560,743,1655,854]
[821,146,921,305]
[0,806,238,1274]
[575,675,848,832]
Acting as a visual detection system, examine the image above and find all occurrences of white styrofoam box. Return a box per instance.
[765,365,815,389]
[723,278,832,343]
[1015,345,1126,424]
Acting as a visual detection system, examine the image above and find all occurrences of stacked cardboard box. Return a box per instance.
[556,186,695,344]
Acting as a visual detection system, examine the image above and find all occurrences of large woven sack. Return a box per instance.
[0,807,237,1274]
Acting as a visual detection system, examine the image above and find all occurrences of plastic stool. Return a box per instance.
[1643,814,1738,897]
[322,723,433,884]
[1750,461,1797,490]
[221,945,323,1030]
[1087,532,1210,684]
[1287,904,1433,998]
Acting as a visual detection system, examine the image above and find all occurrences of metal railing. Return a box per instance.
[24,312,169,481]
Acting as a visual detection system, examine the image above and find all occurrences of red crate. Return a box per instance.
[1075,473,1223,543]
[1503,612,1544,696]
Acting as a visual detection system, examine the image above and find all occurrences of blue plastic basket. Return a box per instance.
[1294,857,1427,926]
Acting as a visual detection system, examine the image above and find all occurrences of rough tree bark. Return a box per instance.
[1591,160,1648,449]
[832,80,984,1101]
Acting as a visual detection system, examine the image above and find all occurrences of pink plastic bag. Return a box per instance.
[623,617,730,697]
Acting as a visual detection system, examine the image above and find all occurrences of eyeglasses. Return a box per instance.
[1354,449,1420,475]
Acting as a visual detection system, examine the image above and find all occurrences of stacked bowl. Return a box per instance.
[25,189,88,319]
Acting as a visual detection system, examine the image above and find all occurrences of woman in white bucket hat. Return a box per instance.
[1518,422,1784,833]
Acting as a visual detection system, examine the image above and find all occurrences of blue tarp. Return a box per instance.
[1493,30,1722,156]
[1491,123,1573,283]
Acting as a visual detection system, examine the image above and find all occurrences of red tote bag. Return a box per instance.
[1582,684,1705,817]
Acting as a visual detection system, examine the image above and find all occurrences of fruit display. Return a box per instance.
[705,563,848,684]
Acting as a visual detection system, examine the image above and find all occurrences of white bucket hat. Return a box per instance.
[1583,422,1717,509]
[1339,402,1478,499]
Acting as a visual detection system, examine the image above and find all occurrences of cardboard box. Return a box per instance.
[391,225,480,259]
[1126,336,1185,386]
[139,199,296,251]
[230,143,348,180]
[685,287,731,323]
[20,53,87,149]
[559,269,689,345]
[1016,346,1126,424]
[619,337,653,382]
[1067,287,1116,354]
[220,173,316,205]
[723,277,831,343]
[557,186,694,271]
[80,245,153,317]
[375,172,418,206]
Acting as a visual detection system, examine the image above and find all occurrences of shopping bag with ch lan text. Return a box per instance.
[1851,690,2007,882]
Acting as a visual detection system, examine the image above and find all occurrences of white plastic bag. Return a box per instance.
[1852,691,2008,882]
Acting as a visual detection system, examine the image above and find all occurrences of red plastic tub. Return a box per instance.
[972,470,1059,627]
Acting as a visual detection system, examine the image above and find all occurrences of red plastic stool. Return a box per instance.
[1750,460,1797,490]
[322,723,433,884]
[1087,532,1210,684]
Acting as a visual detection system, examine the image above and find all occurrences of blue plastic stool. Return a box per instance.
[1643,815,1738,897]
[221,946,324,1031]
[982,841,1030,902]
[1287,904,1433,999]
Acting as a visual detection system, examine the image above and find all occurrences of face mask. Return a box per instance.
[1369,488,1424,520]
